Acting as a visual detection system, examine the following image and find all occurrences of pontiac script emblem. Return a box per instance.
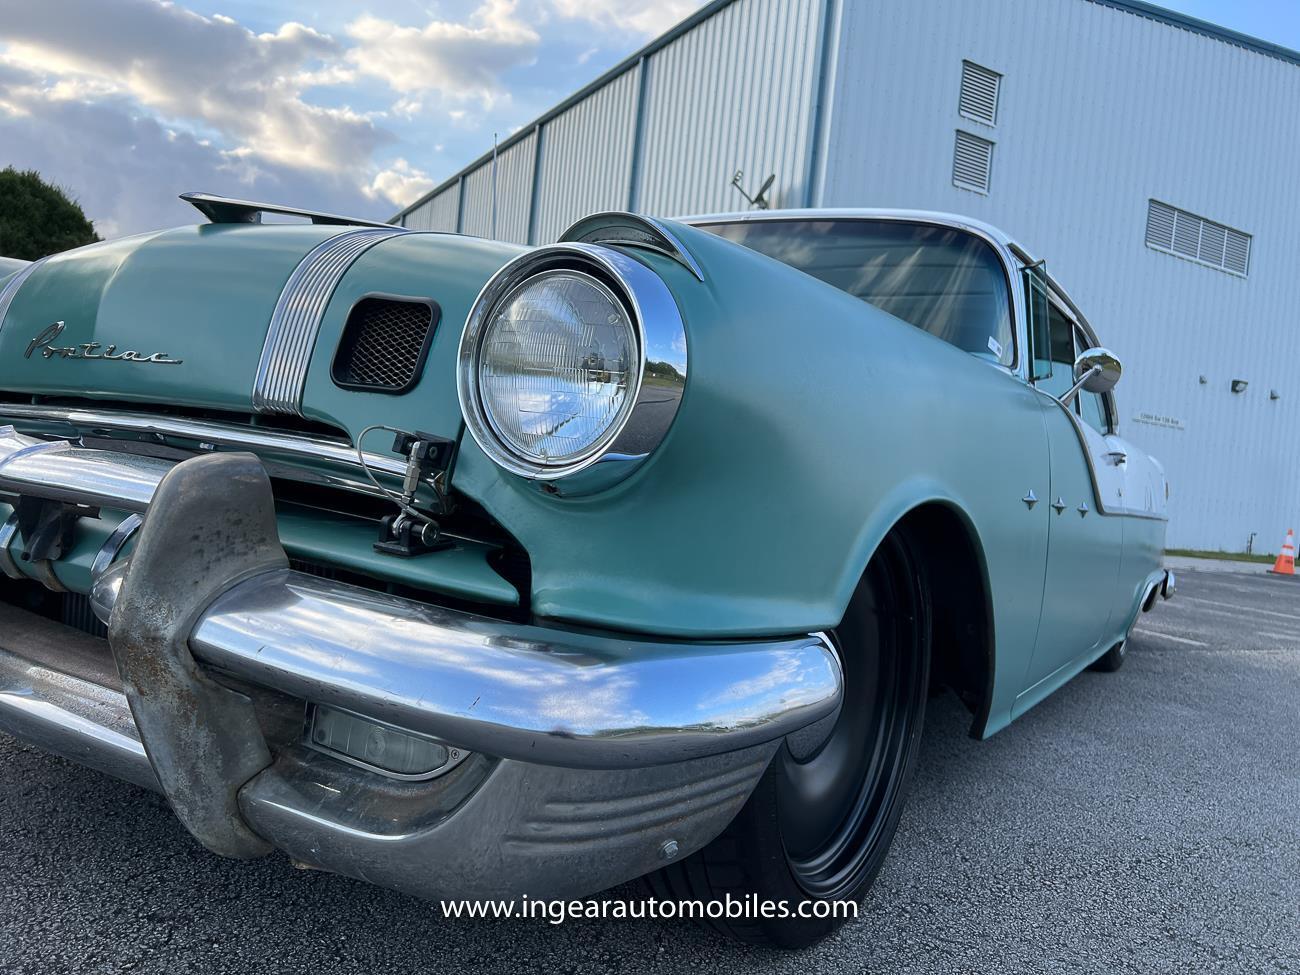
[25,321,183,365]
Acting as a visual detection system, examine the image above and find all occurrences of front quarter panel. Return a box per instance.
[452,225,1054,735]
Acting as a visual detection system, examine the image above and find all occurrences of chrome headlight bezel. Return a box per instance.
[457,243,687,487]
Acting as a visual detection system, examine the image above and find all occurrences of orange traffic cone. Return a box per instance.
[1271,529,1296,575]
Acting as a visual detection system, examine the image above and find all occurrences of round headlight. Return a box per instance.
[459,242,688,487]
[477,269,637,469]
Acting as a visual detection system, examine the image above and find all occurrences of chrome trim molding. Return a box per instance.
[0,256,48,336]
[253,227,405,417]
[0,404,409,492]
[457,242,688,490]
[560,211,706,281]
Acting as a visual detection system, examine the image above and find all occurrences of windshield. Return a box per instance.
[699,218,1015,366]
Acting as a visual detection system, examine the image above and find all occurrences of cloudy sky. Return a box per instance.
[0,0,1294,238]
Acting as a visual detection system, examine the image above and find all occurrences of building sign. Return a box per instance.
[1132,411,1185,430]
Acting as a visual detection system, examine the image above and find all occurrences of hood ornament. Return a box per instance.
[25,322,183,365]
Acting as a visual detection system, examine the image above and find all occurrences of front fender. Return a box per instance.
[452,222,1052,688]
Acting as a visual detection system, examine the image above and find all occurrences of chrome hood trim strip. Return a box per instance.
[253,227,405,417]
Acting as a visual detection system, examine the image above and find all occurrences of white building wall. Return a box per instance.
[401,184,459,232]
[459,131,537,243]
[393,0,1300,551]
[532,66,642,244]
[821,0,1300,550]
[635,0,826,216]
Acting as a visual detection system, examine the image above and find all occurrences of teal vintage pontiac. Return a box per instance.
[0,195,1171,947]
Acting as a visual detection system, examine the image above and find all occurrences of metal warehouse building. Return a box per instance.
[393,0,1300,553]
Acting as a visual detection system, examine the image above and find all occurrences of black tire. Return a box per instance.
[1089,639,1126,672]
[642,532,931,948]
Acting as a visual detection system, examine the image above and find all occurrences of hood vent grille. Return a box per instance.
[332,296,439,393]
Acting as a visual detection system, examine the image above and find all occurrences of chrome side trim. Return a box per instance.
[92,565,842,770]
[253,227,405,417]
[0,256,47,335]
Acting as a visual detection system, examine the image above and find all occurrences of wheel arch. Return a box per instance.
[846,489,996,739]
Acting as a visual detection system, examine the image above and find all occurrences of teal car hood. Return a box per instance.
[0,224,342,411]
[0,224,524,446]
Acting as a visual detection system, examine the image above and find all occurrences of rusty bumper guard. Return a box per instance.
[0,427,842,899]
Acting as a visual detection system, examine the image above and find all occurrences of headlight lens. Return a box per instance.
[459,241,688,488]
[475,269,638,468]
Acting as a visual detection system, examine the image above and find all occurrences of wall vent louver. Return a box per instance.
[958,61,1001,125]
[1145,200,1251,277]
[953,131,994,194]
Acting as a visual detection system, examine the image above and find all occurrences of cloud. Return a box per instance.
[0,0,388,179]
[0,64,386,239]
[0,0,700,236]
[346,1,540,104]
[549,0,704,36]
[365,158,437,208]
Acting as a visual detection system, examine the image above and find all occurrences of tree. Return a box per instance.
[0,168,100,260]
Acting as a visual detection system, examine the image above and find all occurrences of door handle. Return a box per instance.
[1106,450,1127,465]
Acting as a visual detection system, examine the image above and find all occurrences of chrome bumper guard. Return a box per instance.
[0,426,842,897]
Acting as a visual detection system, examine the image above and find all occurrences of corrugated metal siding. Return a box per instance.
[822,0,1300,550]
[401,184,459,232]
[532,67,642,243]
[460,130,537,243]
[388,0,1299,551]
[635,0,825,217]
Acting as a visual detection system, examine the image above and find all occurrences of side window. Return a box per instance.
[1035,300,1076,400]
[1024,267,1053,382]
[1078,389,1108,434]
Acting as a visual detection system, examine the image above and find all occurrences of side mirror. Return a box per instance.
[1074,347,1122,394]
[1061,347,1121,405]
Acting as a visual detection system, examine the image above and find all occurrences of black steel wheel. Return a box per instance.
[642,531,931,948]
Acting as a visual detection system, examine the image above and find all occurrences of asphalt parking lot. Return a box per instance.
[2,564,1297,974]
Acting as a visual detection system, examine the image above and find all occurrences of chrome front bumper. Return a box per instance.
[0,426,842,898]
